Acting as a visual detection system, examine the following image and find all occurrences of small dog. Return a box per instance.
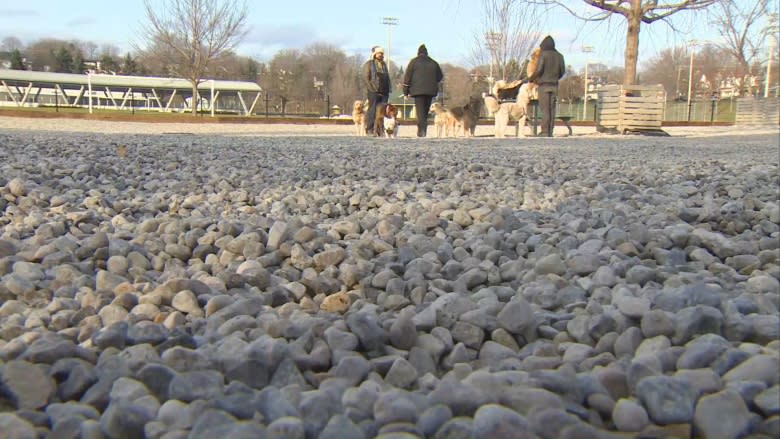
[374,103,399,138]
[446,96,482,137]
[430,102,452,137]
[352,100,367,136]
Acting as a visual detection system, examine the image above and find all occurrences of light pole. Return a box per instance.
[765,15,778,98]
[582,45,593,120]
[676,65,686,99]
[382,17,398,77]
[485,31,502,93]
[687,40,698,122]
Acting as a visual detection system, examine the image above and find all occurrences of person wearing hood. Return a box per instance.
[363,46,391,136]
[527,35,566,137]
[403,44,444,137]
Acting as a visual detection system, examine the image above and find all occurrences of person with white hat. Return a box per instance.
[362,46,391,136]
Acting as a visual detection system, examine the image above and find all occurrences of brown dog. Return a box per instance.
[526,48,541,100]
[446,96,482,137]
[374,103,399,137]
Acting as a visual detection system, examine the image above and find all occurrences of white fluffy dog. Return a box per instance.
[483,79,535,137]
[382,114,399,138]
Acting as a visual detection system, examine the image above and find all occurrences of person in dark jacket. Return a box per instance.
[527,35,566,137]
[363,46,391,135]
[403,44,444,137]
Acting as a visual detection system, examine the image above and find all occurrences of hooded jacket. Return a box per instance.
[528,36,566,86]
[403,45,444,97]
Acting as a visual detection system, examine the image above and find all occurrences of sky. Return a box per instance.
[0,0,750,73]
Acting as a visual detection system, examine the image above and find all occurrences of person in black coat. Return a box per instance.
[403,44,444,137]
[527,35,566,137]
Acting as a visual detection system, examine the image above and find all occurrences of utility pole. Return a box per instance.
[687,40,698,122]
[766,14,778,98]
[382,17,399,78]
[582,45,594,120]
[485,31,502,94]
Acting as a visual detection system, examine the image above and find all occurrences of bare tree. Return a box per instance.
[2,36,23,52]
[640,46,689,97]
[471,0,543,83]
[523,0,717,86]
[141,0,248,114]
[77,41,99,60]
[26,38,70,71]
[558,65,584,102]
[329,54,364,115]
[99,44,121,59]
[442,64,479,106]
[709,0,770,93]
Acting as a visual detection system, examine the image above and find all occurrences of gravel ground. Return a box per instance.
[0,119,778,439]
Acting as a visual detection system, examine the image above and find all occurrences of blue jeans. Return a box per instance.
[366,92,388,133]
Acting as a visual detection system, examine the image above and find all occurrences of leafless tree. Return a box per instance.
[26,38,70,71]
[521,0,718,86]
[558,65,584,102]
[99,44,121,59]
[471,0,543,82]
[441,64,477,106]
[78,41,99,60]
[640,46,689,97]
[1,36,23,52]
[709,0,770,93]
[141,0,248,114]
[329,54,364,114]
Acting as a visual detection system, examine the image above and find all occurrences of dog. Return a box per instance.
[430,102,452,137]
[525,48,541,100]
[374,103,399,138]
[446,95,482,137]
[352,100,368,136]
[481,47,542,138]
[483,79,533,137]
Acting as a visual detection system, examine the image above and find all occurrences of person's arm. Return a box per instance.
[436,62,443,83]
[403,59,415,95]
[362,61,372,90]
[558,55,566,79]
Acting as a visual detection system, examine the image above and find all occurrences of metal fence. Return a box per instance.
[557,98,738,123]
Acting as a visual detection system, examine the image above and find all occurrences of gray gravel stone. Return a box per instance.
[0,413,37,439]
[694,389,752,439]
[636,376,697,424]
[0,128,777,439]
[0,360,54,409]
[472,404,533,439]
[612,398,649,432]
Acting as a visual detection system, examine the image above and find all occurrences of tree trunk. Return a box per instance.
[623,0,643,86]
[191,82,199,115]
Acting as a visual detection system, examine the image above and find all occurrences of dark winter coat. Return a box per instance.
[403,46,443,97]
[363,58,391,95]
[528,36,566,86]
